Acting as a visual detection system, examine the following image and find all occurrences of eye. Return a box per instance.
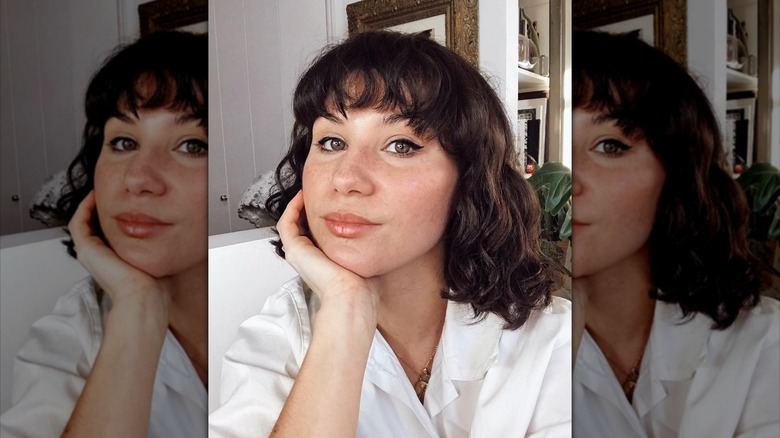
[317,137,347,152]
[385,139,422,156]
[176,139,208,157]
[108,137,138,152]
[592,139,631,157]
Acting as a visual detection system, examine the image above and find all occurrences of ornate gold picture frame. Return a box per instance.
[573,0,686,66]
[139,0,208,36]
[347,0,479,68]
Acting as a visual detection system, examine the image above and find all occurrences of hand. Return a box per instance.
[276,191,380,314]
[68,191,170,322]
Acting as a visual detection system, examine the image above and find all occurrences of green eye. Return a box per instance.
[177,139,208,156]
[385,139,422,156]
[593,139,631,156]
[108,137,138,151]
[318,137,346,151]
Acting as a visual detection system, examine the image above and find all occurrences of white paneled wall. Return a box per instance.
[208,0,331,235]
[0,0,141,235]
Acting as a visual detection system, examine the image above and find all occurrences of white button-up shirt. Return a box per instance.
[210,278,572,437]
[0,278,207,438]
[574,298,780,437]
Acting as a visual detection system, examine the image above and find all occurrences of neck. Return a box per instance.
[373,244,448,375]
[163,260,208,386]
[574,246,655,377]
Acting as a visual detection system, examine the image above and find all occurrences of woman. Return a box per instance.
[0,31,208,437]
[209,30,571,437]
[572,31,779,437]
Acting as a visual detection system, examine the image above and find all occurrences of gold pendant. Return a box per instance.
[623,367,639,400]
[414,379,428,401]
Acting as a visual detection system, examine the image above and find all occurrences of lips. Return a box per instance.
[322,212,379,238]
[114,212,172,238]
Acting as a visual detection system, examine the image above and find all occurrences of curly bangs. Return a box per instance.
[267,30,558,329]
[573,31,760,328]
[57,31,207,257]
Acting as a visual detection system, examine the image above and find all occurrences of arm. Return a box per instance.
[61,192,171,437]
[270,191,379,437]
[0,282,94,437]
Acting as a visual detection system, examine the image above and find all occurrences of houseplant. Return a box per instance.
[527,161,572,276]
[736,161,780,294]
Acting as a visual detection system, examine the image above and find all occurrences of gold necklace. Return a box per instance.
[396,345,438,403]
[602,324,651,401]
[604,352,642,400]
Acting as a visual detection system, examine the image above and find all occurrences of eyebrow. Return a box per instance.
[109,111,201,125]
[590,112,615,125]
[321,110,407,126]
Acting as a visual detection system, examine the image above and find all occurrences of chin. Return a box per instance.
[320,246,384,279]
[117,252,175,278]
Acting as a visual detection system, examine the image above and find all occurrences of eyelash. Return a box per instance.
[315,137,423,157]
[106,137,208,158]
[176,139,208,157]
[108,137,137,152]
[592,138,632,157]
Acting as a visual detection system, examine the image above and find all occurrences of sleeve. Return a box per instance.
[735,298,780,438]
[0,282,100,438]
[525,297,573,437]
[209,283,312,438]
[471,297,572,437]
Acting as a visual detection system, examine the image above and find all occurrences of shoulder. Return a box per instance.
[492,296,571,373]
[506,296,572,349]
[24,276,105,359]
[710,296,779,346]
[0,277,103,436]
[728,296,780,349]
[224,277,315,368]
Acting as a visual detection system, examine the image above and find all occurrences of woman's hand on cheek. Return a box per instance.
[68,191,170,324]
[277,191,380,316]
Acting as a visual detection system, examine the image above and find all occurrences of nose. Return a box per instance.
[331,148,376,196]
[123,150,167,195]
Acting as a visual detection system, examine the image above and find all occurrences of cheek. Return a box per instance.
[92,158,113,217]
[302,161,323,222]
[406,168,458,233]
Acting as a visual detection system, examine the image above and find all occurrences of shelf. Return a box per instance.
[518,67,549,94]
[726,68,758,92]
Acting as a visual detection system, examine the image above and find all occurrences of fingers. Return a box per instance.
[67,192,161,303]
[277,191,316,264]
[275,192,376,302]
[68,191,101,252]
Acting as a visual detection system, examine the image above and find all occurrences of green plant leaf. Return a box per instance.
[769,203,780,241]
[737,162,780,214]
[559,206,572,240]
[528,162,572,215]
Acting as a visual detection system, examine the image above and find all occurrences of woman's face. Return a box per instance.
[571,108,666,279]
[94,107,208,278]
[302,107,459,278]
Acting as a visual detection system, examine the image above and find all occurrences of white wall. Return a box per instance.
[209,0,332,235]
[0,0,139,235]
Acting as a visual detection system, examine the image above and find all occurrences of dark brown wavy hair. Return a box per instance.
[265,30,559,329]
[55,31,207,258]
[573,30,761,328]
